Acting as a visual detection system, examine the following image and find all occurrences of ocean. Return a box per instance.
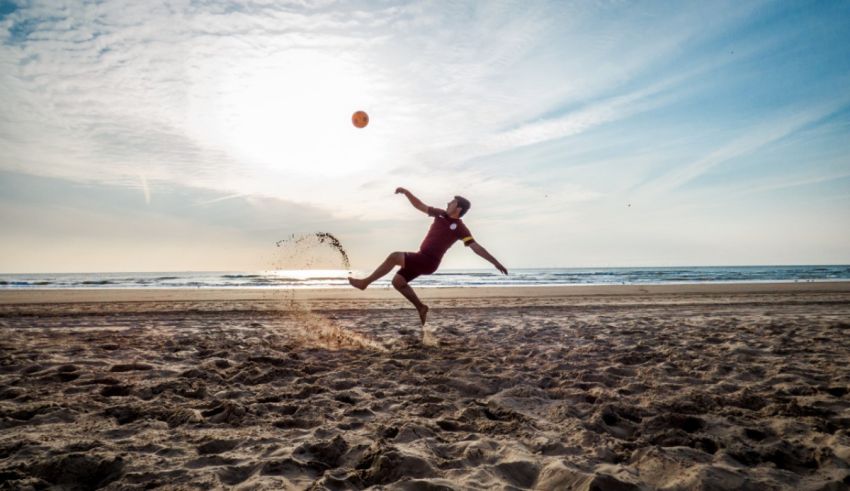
[1,265,848,289]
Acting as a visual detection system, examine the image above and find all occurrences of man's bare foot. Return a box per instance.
[417,304,429,326]
[348,277,368,290]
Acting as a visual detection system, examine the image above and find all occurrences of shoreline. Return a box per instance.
[2,281,850,305]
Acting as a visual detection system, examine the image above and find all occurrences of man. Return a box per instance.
[348,187,508,325]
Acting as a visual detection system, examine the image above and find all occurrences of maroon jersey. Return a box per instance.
[418,206,475,260]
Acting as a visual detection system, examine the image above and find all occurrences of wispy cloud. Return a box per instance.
[636,95,850,197]
[192,193,247,207]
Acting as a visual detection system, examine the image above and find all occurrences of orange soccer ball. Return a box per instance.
[352,110,369,128]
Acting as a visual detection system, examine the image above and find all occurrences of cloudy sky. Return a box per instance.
[1,0,849,273]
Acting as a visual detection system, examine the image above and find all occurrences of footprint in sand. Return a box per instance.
[28,453,125,489]
[100,385,132,397]
[196,439,242,455]
[109,363,154,372]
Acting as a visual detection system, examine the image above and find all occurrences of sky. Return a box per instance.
[1,0,849,273]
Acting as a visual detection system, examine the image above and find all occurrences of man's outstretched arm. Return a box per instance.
[395,187,434,214]
[469,242,508,275]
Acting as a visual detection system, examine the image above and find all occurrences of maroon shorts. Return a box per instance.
[397,251,440,282]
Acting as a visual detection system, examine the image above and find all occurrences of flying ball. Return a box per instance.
[352,110,369,128]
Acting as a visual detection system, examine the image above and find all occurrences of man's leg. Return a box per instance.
[392,273,429,325]
[348,252,405,290]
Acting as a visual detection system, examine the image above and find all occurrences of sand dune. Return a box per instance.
[1,284,849,489]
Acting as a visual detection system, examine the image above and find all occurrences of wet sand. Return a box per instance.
[1,283,849,489]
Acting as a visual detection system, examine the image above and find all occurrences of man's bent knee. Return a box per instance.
[392,274,407,290]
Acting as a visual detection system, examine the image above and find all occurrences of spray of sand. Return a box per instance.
[274,232,350,270]
[288,305,386,351]
[271,232,385,352]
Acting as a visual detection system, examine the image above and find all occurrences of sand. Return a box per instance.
[1,283,849,490]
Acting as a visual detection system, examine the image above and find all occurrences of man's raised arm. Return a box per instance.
[469,242,508,275]
[395,187,431,214]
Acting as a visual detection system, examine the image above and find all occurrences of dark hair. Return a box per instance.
[454,195,471,217]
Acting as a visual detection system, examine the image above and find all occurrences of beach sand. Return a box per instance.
[1,283,849,490]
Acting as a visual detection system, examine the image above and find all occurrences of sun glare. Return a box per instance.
[199,51,387,178]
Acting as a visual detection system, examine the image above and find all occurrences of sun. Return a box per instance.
[198,50,386,178]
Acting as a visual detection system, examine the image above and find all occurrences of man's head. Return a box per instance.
[447,195,471,218]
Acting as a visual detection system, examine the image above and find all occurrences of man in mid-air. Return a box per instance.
[348,187,508,325]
